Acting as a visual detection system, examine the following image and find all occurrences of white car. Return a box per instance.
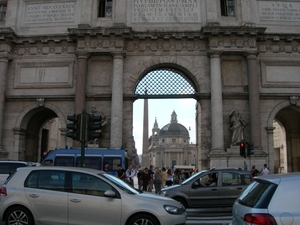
[230,172,300,225]
[0,166,186,225]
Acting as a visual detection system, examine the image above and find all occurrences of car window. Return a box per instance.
[71,172,113,197]
[222,172,252,186]
[222,172,242,186]
[25,170,66,191]
[0,162,27,174]
[237,180,277,208]
[102,173,141,194]
[199,172,218,187]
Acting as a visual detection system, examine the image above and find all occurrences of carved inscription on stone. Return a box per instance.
[25,2,76,24]
[15,61,74,88]
[132,0,201,23]
[259,1,300,21]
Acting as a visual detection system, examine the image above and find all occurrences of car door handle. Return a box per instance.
[211,188,217,191]
[236,187,242,190]
[70,199,81,203]
[29,194,39,198]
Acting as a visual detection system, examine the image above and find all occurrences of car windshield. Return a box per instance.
[102,173,141,194]
[181,170,207,185]
[237,180,277,208]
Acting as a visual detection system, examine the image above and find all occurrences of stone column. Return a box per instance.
[266,127,275,174]
[0,52,11,154]
[110,52,124,149]
[74,53,89,114]
[247,53,262,148]
[141,98,149,167]
[209,51,224,151]
[59,128,68,149]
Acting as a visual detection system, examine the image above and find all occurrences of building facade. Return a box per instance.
[148,111,197,169]
[0,0,300,173]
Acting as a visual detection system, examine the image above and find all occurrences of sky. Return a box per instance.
[133,98,197,155]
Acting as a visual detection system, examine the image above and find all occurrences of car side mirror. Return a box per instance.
[192,181,199,188]
[104,190,116,198]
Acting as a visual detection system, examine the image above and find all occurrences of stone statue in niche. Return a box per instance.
[229,108,246,146]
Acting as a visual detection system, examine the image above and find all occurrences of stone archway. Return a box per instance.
[133,66,199,168]
[13,102,68,162]
[267,100,300,172]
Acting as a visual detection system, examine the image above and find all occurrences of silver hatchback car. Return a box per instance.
[0,166,186,225]
[230,172,300,225]
[160,167,252,209]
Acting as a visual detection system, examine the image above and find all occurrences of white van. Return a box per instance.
[174,165,195,170]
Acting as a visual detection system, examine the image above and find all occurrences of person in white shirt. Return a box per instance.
[261,164,270,176]
[125,164,135,187]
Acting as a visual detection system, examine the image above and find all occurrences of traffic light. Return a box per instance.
[88,114,102,141]
[239,140,246,157]
[66,114,80,141]
[247,142,254,156]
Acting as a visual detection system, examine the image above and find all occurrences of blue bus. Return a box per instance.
[40,148,127,176]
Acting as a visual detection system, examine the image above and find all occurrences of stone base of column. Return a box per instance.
[207,148,228,168]
[0,146,8,157]
[226,146,240,154]
[207,147,268,169]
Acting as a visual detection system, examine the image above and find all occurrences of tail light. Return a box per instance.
[244,213,277,225]
[0,187,7,196]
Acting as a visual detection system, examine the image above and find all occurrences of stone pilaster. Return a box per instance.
[74,52,89,114]
[265,127,275,174]
[247,53,262,148]
[110,52,125,149]
[141,98,149,167]
[0,49,12,155]
[209,51,224,152]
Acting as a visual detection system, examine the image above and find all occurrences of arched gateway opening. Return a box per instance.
[15,103,67,162]
[133,66,199,168]
[273,106,300,172]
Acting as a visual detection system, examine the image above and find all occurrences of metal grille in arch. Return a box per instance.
[135,68,196,96]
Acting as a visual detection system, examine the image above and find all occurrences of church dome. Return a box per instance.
[159,122,189,137]
[158,111,189,137]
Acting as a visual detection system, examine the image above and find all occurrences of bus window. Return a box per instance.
[103,157,122,172]
[54,156,74,167]
[75,156,102,170]
[42,160,53,166]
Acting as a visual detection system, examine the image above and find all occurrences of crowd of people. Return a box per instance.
[135,166,198,193]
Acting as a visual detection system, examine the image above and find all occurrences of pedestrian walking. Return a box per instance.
[153,168,162,194]
[261,164,269,176]
[125,164,135,187]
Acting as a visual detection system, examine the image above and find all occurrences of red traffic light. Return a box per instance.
[240,142,245,148]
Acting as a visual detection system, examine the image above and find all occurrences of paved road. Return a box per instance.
[0,217,231,225]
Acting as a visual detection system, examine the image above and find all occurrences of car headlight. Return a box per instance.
[160,191,168,196]
[163,205,185,215]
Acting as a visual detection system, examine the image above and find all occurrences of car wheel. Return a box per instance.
[174,197,188,208]
[5,206,34,225]
[127,213,160,225]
